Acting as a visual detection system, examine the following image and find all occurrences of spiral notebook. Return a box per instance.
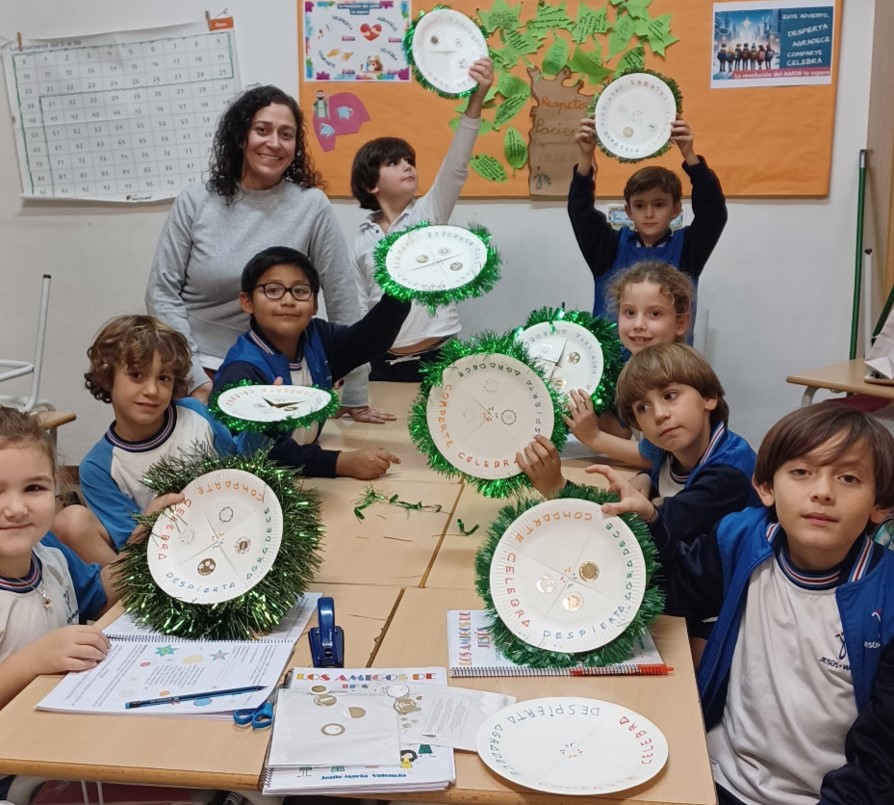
[447,610,670,677]
[35,596,318,716]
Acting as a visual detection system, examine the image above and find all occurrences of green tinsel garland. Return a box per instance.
[408,331,568,498]
[593,68,684,164]
[373,221,501,314]
[403,5,486,99]
[208,378,340,437]
[516,307,624,415]
[115,449,323,640]
[353,485,444,521]
[474,482,665,668]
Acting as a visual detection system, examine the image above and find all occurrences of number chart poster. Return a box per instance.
[297,0,841,198]
[3,20,239,202]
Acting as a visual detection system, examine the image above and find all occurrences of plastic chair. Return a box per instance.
[0,274,53,413]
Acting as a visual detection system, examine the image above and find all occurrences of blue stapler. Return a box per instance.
[308,596,344,667]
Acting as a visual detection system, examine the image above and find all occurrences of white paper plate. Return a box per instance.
[477,696,668,795]
[410,8,488,96]
[216,384,333,424]
[148,469,283,604]
[489,498,646,652]
[594,72,677,160]
[425,355,554,480]
[385,224,488,294]
[517,321,606,397]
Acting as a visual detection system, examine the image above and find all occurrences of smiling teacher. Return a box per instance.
[146,84,389,421]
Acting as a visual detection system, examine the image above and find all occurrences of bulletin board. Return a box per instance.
[298,0,841,199]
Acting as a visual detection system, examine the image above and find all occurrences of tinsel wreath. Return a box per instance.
[592,68,684,164]
[115,449,322,640]
[403,5,486,99]
[208,378,340,437]
[409,330,568,498]
[474,483,665,668]
[373,221,502,314]
[517,307,624,415]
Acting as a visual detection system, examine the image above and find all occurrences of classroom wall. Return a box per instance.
[0,0,879,465]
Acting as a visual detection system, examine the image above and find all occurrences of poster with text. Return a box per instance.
[711,0,834,88]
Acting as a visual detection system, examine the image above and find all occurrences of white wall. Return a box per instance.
[0,0,877,464]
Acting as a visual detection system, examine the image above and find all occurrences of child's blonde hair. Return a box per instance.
[0,407,56,476]
[84,315,191,403]
[616,343,728,427]
[606,260,694,331]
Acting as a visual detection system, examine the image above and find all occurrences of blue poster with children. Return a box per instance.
[711,0,834,88]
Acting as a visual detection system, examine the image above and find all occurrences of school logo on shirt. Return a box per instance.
[818,630,850,672]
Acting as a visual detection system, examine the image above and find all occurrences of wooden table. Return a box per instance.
[375,588,716,805]
[786,358,894,405]
[0,584,402,791]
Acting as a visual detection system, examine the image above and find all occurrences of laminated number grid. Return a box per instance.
[6,25,240,201]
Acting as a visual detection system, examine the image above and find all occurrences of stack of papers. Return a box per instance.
[261,666,513,796]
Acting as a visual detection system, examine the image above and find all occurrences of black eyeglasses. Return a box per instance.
[255,283,313,301]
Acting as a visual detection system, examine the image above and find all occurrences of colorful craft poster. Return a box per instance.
[711,0,834,88]
[303,0,411,82]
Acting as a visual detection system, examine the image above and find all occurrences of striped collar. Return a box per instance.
[106,405,176,453]
[248,320,303,366]
[670,421,726,478]
[768,522,877,589]
[0,554,42,594]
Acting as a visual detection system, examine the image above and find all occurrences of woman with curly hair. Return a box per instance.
[146,85,386,420]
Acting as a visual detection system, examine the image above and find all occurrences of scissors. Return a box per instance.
[233,687,279,731]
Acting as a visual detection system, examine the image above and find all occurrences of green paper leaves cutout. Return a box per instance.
[608,13,635,58]
[504,127,528,170]
[615,45,646,75]
[542,34,571,77]
[471,154,508,182]
[571,6,608,42]
[493,89,530,129]
[526,1,573,36]
[477,0,522,35]
[569,43,612,86]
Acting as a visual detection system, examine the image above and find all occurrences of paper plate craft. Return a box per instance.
[404,6,489,97]
[409,332,567,497]
[475,483,664,668]
[593,69,682,163]
[516,308,623,413]
[373,222,501,313]
[148,469,283,605]
[210,382,339,435]
[117,450,323,640]
[476,696,669,795]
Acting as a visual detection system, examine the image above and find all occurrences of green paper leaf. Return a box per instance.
[470,154,509,182]
[608,13,635,58]
[625,0,654,19]
[568,43,611,85]
[501,29,541,57]
[503,127,528,170]
[542,36,571,77]
[571,6,609,42]
[526,0,573,36]
[491,44,520,71]
[478,0,523,35]
[644,14,679,57]
[614,45,646,75]
[497,71,528,98]
[493,90,530,129]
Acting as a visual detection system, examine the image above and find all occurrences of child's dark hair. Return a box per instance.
[616,344,728,427]
[240,246,320,296]
[624,166,682,205]
[754,402,894,508]
[606,260,694,321]
[0,407,56,476]
[350,137,417,211]
[208,84,322,204]
[85,316,191,403]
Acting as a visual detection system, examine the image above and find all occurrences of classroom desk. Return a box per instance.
[786,358,894,405]
[374,588,716,805]
[303,476,462,586]
[0,583,402,791]
[320,381,441,482]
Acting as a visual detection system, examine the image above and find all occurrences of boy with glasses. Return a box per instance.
[212,246,410,479]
